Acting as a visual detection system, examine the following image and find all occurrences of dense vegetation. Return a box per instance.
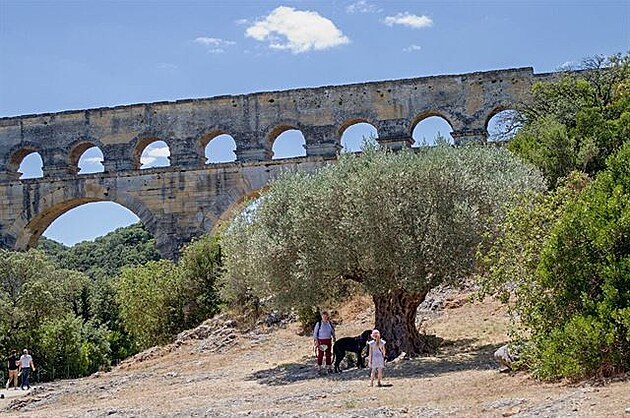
[1,53,626,383]
[0,225,222,381]
[222,144,544,358]
[39,223,161,280]
[508,54,629,188]
[480,53,630,380]
[115,234,223,351]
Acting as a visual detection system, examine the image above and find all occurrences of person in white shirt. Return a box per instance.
[18,349,35,390]
[312,311,336,374]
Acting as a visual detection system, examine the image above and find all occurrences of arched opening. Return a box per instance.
[205,134,237,164]
[213,188,267,236]
[412,115,454,147]
[76,146,105,174]
[271,128,306,160]
[139,140,171,169]
[486,109,522,143]
[17,151,44,179]
[43,201,142,246]
[340,121,378,153]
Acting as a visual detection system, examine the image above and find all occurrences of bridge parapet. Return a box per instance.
[0,67,543,182]
[1,66,571,257]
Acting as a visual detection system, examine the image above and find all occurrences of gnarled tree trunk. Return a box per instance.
[373,289,430,360]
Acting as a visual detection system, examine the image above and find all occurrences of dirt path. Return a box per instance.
[1,296,628,417]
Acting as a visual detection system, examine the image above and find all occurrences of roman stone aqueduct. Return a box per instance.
[0,67,556,258]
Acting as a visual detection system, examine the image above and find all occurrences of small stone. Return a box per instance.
[624,407,630,414]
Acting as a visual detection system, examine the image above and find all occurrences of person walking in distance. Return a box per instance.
[18,349,35,390]
[5,350,19,390]
[313,310,336,374]
[367,329,386,387]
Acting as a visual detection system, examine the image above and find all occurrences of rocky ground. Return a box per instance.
[1,291,628,417]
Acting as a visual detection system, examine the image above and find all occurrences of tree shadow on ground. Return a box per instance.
[246,339,504,386]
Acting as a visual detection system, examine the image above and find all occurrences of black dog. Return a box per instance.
[333,330,372,373]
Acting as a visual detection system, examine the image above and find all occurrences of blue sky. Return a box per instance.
[1,0,628,246]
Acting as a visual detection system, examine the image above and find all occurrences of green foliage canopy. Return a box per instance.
[0,250,111,380]
[508,53,630,187]
[222,145,545,357]
[114,235,224,351]
[480,142,630,380]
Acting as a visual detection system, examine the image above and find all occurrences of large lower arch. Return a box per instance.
[10,190,161,255]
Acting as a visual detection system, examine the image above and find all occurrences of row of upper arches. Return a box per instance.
[12,111,518,180]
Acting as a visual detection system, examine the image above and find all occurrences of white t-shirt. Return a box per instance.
[19,354,32,368]
[313,321,335,339]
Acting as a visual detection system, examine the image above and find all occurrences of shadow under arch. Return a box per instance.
[11,191,161,255]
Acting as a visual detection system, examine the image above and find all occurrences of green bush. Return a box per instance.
[481,141,630,380]
[115,235,224,350]
[508,53,630,188]
[527,142,630,379]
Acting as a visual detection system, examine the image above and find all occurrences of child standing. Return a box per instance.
[367,329,386,387]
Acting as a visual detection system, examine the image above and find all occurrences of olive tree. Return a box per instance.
[222,145,545,358]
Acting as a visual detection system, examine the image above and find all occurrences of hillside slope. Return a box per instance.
[2,294,628,417]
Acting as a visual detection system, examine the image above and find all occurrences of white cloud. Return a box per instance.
[403,44,422,52]
[141,145,170,165]
[82,157,103,165]
[146,146,170,158]
[194,37,236,53]
[140,156,156,165]
[245,6,350,54]
[384,12,433,29]
[346,1,381,14]
[156,63,178,72]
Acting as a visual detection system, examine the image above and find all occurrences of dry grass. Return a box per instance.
[2,295,628,417]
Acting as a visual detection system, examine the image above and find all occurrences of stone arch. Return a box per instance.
[410,111,455,134]
[338,119,378,153]
[11,190,160,254]
[484,106,522,143]
[411,112,456,146]
[337,117,379,138]
[267,123,307,160]
[5,143,44,179]
[68,139,105,174]
[200,130,237,164]
[133,137,171,169]
[210,187,268,237]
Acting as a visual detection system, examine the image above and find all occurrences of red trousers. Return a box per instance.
[316,338,332,366]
